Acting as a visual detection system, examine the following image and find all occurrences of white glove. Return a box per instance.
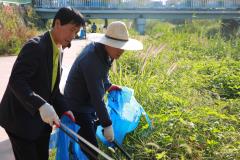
[39,103,59,126]
[103,125,114,142]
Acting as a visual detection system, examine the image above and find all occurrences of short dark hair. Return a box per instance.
[52,7,85,28]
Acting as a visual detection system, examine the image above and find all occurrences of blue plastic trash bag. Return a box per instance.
[55,115,88,160]
[49,129,58,149]
[96,87,151,146]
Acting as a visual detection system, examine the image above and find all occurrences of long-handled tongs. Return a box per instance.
[112,140,132,160]
[59,122,114,160]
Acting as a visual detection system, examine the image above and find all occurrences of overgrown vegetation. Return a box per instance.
[106,20,240,159]
[0,4,39,55]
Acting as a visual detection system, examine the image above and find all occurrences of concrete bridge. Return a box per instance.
[33,0,240,34]
[4,0,239,34]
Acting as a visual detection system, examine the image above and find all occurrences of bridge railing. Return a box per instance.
[34,0,240,9]
[0,0,31,4]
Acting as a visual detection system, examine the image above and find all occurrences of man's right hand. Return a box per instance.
[108,85,121,92]
[39,103,60,127]
[103,125,114,142]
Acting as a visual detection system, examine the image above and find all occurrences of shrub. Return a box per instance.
[0,4,38,55]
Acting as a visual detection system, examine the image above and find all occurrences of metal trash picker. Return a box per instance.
[59,122,114,160]
[112,140,132,160]
[101,129,132,160]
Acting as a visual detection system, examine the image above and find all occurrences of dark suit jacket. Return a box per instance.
[0,32,67,140]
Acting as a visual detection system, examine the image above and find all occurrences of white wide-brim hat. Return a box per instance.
[88,21,143,51]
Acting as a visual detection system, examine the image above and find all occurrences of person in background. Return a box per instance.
[0,7,85,160]
[64,21,143,159]
[91,22,97,33]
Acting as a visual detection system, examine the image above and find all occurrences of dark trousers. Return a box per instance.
[74,112,99,160]
[6,130,50,160]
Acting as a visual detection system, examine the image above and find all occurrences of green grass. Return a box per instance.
[107,20,240,160]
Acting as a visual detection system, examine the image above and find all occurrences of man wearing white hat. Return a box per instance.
[64,21,143,159]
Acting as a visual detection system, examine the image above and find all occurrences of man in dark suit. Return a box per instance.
[0,7,85,160]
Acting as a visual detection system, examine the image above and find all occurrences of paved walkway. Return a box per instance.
[0,39,89,160]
